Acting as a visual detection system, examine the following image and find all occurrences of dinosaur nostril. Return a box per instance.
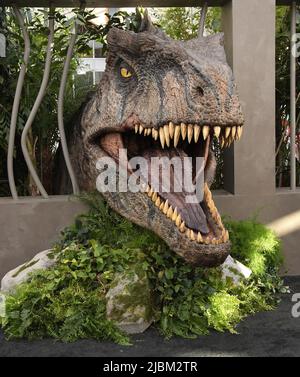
[196,86,204,97]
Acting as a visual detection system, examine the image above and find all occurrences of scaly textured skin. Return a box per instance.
[68,14,244,267]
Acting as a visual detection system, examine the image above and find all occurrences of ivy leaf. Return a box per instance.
[165,269,174,280]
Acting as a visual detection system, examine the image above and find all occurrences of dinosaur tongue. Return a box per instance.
[135,146,209,234]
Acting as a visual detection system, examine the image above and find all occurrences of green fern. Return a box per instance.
[1,194,286,343]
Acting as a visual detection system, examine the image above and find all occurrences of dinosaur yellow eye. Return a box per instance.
[120,67,132,78]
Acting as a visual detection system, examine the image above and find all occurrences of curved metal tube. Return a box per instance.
[57,3,85,195]
[7,6,30,199]
[20,7,55,199]
[198,2,208,37]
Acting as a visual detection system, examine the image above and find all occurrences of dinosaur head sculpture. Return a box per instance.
[72,14,244,267]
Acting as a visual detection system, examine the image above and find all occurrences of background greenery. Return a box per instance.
[275,6,300,187]
[0,5,299,195]
[0,193,286,343]
[0,7,143,196]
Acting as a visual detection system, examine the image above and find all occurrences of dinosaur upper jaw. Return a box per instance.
[90,120,242,266]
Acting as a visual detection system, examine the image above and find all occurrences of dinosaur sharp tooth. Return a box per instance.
[231,126,236,139]
[144,128,148,136]
[204,183,212,201]
[152,192,158,202]
[225,127,231,138]
[167,206,173,219]
[148,188,153,197]
[159,128,165,149]
[159,202,164,211]
[204,237,210,245]
[220,136,225,148]
[169,122,174,139]
[139,125,143,134]
[179,221,186,233]
[222,230,229,242]
[225,230,229,241]
[147,128,152,136]
[211,207,218,220]
[175,214,181,227]
[217,215,223,229]
[181,123,187,140]
[174,125,180,147]
[146,185,150,193]
[186,229,191,238]
[155,197,161,207]
[202,125,210,140]
[153,129,158,140]
[135,124,138,133]
[172,207,178,222]
[190,230,195,241]
[197,232,203,243]
[194,125,201,143]
[187,124,193,143]
[163,199,169,215]
[164,124,170,147]
[214,126,221,138]
[236,126,243,140]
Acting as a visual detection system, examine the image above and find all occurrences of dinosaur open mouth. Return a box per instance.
[95,122,242,245]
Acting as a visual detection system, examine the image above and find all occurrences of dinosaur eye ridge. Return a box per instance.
[120,67,132,78]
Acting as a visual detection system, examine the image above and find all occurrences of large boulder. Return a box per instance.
[106,268,154,334]
[1,249,56,293]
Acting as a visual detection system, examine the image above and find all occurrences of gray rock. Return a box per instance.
[0,293,5,317]
[1,249,57,293]
[106,268,154,334]
[0,33,6,57]
[221,255,252,285]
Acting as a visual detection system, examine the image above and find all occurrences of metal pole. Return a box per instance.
[290,1,296,191]
[57,2,85,195]
[21,7,55,199]
[92,39,96,86]
[198,2,208,37]
[7,7,30,199]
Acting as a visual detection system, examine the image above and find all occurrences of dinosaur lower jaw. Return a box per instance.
[144,182,229,245]
[96,121,242,246]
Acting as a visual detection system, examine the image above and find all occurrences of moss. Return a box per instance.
[107,269,153,323]
[12,260,38,278]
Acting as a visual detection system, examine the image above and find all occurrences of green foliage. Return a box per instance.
[1,194,286,343]
[153,7,221,40]
[0,8,93,196]
[225,219,283,275]
[206,292,241,333]
[0,7,144,197]
[275,6,300,187]
[2,275,129,344]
